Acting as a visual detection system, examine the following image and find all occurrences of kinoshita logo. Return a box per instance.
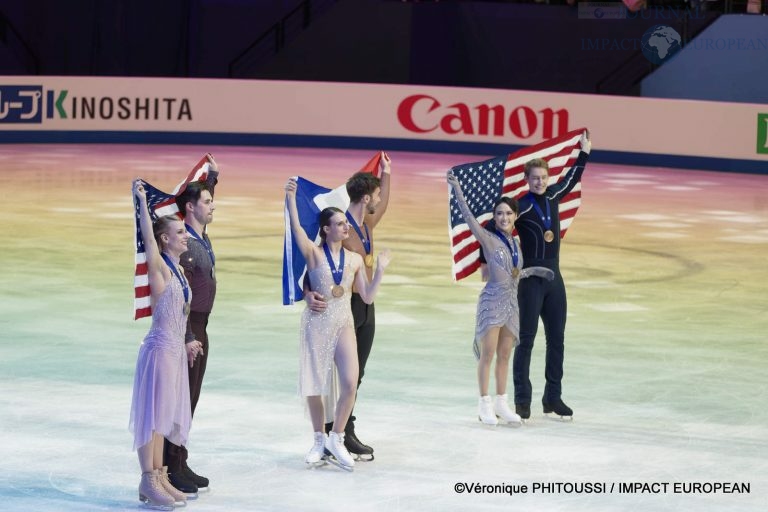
[0,86,193,123]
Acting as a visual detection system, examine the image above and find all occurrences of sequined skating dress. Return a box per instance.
[453,194,526,360]
[298,257,355,397]
[129,275,191,451]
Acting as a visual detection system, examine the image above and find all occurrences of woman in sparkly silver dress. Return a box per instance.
[447,172,553,427]
[284,178,391,471]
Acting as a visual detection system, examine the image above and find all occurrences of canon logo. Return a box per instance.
[397,94,569,140]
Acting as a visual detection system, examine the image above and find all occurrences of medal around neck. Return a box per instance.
[346,211,373,266]
[323,243,346,299]
[493,229,519,276]
[161,253,190,315]
[528,193,554,243]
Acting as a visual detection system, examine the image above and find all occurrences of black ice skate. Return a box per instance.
[168,469,199,499]
[515,403,531,421]
[183,463,209,491]
[542,398,573,421]
[344,423,374,461]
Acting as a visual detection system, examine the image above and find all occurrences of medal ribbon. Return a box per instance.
[345,211,371,255]
[322,243,345,286]
[494,230,519,269]
[527,193,552,230]
[185,225,216,267]
[161,253,190,304]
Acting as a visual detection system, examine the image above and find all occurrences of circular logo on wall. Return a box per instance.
[641,25,682,65]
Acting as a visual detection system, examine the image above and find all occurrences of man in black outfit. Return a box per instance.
[513,132,591,421]
[164,155,218,494]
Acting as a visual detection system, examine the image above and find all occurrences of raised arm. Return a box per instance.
[447,170,492,244]
[133,179,170,298]
[367,151,391,229]
[285,178,318,262]
[353,249,391,304]
[550,130,591,199]
[204,153,219,197]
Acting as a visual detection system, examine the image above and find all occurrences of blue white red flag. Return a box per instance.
[448,128,589,281]
[281,151,385,304]
[282,177,350,305]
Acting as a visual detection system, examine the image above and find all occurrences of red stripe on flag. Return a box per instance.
[455,260,481,281]
[452,229,474,246]
[134,307,152,320]
[134,286,150,299]
[453,240,480,264]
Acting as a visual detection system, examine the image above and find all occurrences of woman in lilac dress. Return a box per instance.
[129,179,196,509]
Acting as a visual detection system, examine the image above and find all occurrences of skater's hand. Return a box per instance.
[580,129,591,153]
[446,171,459,189]
[285,178,298,199]
[305,291,327,312]
[186,340,204,368]
[375,248,392,272]
[379,151,392,175]
[205,152,218,173]
[133,179,147,202]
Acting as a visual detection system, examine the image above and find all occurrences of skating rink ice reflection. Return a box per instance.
[0,144,766,511]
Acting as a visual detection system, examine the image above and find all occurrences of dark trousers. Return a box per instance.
[164,311,210,471]
[513,271,567,405]
[348,293,375,425]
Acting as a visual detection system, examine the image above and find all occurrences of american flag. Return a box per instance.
[133,155,215,319]
[449,128,589,281]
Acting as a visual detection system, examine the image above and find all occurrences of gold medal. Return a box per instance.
[331,285,344,298]
[364,254,374,267]
[544,230,555,243]
[183,303,191,316]
[512,268,520,278]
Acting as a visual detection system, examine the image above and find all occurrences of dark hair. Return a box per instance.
[175,181,211,218]
[153,214,182,249]
[524,158,549,176]
[346,172,381,203]
[318,207,344,240]
[479,198,518,263]
[494,196,519,216]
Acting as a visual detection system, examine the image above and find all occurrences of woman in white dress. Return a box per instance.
[285,178,390,471]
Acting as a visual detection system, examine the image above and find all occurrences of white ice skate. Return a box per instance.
[305,432,328,468]
[325,431,355,472]
[494,394,522,426]
[478,396,499,426]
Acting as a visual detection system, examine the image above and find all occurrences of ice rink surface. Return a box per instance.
[1,144,766,511]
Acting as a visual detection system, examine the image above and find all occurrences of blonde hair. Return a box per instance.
[524,158,549,176]
[153,215,182,250]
